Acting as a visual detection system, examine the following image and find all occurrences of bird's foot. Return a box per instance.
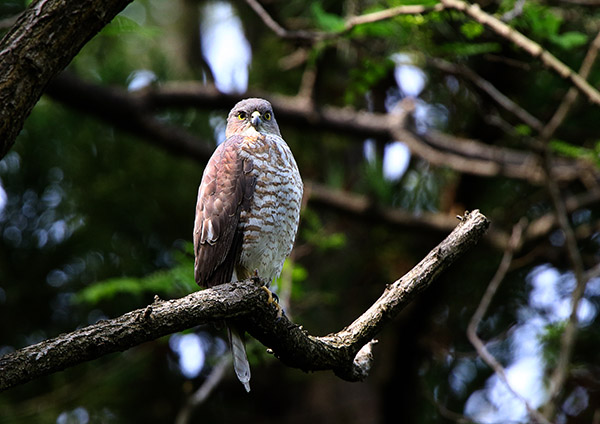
[260,286,283,319]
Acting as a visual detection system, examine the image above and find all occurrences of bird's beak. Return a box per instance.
[251,110,261,128]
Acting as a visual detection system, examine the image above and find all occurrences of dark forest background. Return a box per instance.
[1,0,600,422]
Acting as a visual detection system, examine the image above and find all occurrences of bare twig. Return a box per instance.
[441,0,600,106]
[343,4,445,30]
[423,382,476,423]
[175,355,230,424]
[540,30,600,141]
[0,210,489,391]
[428,57,544,132]
[501,0,526,21]
[297,59,318,107]
[467,221,552,424]
[535,30,600,420]
[244,0,444,41]
[243,0,321,41]
[541,148,589,419]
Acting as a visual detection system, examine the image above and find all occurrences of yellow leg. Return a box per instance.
[260,285,275,303]
[260,286,283,318]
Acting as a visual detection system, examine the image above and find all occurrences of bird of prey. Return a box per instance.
[193,98,303,392]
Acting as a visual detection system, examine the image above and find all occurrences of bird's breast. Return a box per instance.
[237,134,303,284]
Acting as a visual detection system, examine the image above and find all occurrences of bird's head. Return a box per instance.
[225,98,281,138]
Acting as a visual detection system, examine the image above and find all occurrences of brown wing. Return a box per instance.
[193,135,255,287]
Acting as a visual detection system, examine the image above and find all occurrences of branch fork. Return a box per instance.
[0,210,488,392]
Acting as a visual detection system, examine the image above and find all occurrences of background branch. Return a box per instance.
[441,0,600,105]
[466,221,552,424]
[0,210,489,392]
[45,73,598,185]
[0,0,133,159]
[43,73,600,254]
[540,30,600,141]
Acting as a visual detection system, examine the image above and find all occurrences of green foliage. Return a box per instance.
[539,320,567,368]
[362,155,400,205]
[460,21,484,40]
[346,57,394,104]
[401,166,441,212]
[75,245,198,305]
[351,17,397,38]
[550,139,600,167]
[300,208,347,252]
[310,3,346,33]
[100,15,161,38]
[516,2,588,49]
[3,0,600,422]
[550,31,588,50]
[521,3,562,40]
[437,41,501,57]
[515,124,533,136]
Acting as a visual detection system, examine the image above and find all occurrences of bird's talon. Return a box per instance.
[260,285,274,303]
[260,286,284,318]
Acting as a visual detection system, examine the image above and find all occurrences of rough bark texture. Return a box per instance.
[0,0,133,158]
[0,210,489,392]
[0,283,264,392]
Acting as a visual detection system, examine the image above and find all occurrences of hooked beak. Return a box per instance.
[250,110,262,128]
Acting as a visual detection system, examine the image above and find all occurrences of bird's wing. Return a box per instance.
[194,135,255,287]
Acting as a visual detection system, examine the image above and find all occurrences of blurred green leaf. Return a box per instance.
[550,31,588,50]
[346,58,394,104]
[75,244,197,305]
[101,15,160,38]
[540,320,567,368]
[550,139,600,167]
[515,124,532,136]
[460,21,484,40]
[438,42,501,56]
[300,208,347,252]
[311,3,346,33]
[528,4,561,37]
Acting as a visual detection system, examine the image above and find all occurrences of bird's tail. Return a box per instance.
[227,324,251,392]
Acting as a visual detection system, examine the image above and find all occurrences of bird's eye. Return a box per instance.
[237,112,247,120]
[264,111,272,121]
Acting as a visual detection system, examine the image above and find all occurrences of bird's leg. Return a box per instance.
[251,269,262,285]
[253,269,283,318]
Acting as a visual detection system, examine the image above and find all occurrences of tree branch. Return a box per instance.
[540,30,600,141]
[243,0,445,42]
[427,57,544,132]
[0,210,489,392]
[541,148,590,419]
[44,74,600,255]
[46,73,598,185]
[0,0,133,159]
[440,0,600,105]
[175,355,230,424]
[467,220,552,424]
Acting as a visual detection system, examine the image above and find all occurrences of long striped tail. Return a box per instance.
[227,324,251,392]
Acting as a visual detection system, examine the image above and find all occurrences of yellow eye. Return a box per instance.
[264,111,272,121]
[237,112,247,120]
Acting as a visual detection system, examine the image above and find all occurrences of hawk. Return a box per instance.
[193,98,303,392]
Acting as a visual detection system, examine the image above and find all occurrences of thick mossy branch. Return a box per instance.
[0,210,488,392]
